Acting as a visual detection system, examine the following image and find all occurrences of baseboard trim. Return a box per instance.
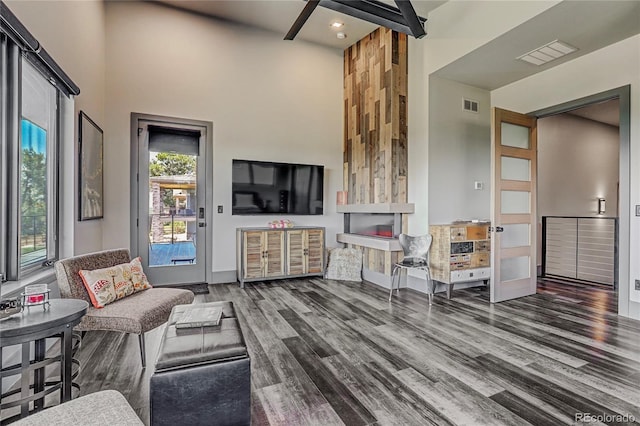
[362,268,400,289]
[211,270,238,285]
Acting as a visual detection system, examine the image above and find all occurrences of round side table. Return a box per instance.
[0,298,88,422]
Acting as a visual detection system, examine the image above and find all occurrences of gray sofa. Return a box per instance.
[12,390,142,425]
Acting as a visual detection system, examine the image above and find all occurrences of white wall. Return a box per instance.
[428,76,491,224]
[103,2,344,279]
[406,2,559,292]
[6,0,106,256]
[407,0,559,236]
[492,34,640,318]
[407,38,429,236]
[538,114,619,217]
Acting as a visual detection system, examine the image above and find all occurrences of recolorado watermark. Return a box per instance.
[575,412,635,423]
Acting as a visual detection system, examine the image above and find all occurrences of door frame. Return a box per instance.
[529,85,630,316]
[130,112,214,285]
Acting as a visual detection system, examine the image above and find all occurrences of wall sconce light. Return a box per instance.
[598,198,606,215]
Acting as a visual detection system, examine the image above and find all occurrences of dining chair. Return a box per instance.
[389,233,435,305]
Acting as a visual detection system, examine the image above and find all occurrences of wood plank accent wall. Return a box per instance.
[343,28,408,205]
[346,244,403,276]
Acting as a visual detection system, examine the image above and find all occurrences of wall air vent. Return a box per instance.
[517,40,577,66]
[463,98,479,113]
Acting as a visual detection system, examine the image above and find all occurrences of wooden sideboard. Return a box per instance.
[236,227,325,287]
[429,222,491,298]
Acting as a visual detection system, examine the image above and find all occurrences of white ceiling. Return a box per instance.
[433,1,640,91]
[156,0,446,49]
[567,99,620,127]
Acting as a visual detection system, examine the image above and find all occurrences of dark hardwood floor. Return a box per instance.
[73,278,640,425]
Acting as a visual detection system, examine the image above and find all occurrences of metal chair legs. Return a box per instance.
[138,333,146,369]
[389,266,400,302]
[425,268,434,306]
[389,265,434,305]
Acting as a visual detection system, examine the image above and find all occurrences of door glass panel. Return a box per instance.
[501,224,530,248]
[501,157,530,181]
[501,256,530,281]
[148,150,197,267]
[501,123,530,149]
[501,191,530,214]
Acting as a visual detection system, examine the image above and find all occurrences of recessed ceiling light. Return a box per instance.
[517,40,577,66]
[331,21,344,29]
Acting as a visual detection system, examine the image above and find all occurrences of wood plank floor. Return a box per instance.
[73,278,640,425]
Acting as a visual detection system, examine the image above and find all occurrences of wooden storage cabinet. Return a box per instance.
[241,230,285,281]
[286,228,325,276]
[429,222,491,298]
[237,227,325,287]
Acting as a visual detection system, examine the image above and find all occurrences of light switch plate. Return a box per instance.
[217,205,223,213]
[636,205,640,216]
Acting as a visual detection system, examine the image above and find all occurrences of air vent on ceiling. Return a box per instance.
[517,40,577,66]
[463,98,479,113]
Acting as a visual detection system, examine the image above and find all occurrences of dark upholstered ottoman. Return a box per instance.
[150,302,251,426]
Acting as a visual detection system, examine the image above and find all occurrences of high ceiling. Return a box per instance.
[153,0,637,126]
[156,0,446,49]
[157,1,639,89]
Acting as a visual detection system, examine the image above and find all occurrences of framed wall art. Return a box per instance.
[78,111,104,220]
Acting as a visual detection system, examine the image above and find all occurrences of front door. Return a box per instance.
[490,108,538,302]
[133,115,210,285]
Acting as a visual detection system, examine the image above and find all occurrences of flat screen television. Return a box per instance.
[232,159,324,215]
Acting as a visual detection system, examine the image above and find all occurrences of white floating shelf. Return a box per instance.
[337,233,402,251]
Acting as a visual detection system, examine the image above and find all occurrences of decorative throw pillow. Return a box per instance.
[325,248,363,282]
[79,257,152,308]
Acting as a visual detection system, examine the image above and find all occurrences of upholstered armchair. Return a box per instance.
[54,248,195,368]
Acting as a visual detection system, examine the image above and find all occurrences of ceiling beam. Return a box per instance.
[318,0,426,38]
[284,0,320,40]
[394,0,426,39]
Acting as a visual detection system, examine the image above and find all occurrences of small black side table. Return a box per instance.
[0,298,88,422]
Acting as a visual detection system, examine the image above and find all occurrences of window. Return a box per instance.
[0,45,61,281]
[0,5,78,284]
[19,60,58,272]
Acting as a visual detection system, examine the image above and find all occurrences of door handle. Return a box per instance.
[496,226,504,233]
